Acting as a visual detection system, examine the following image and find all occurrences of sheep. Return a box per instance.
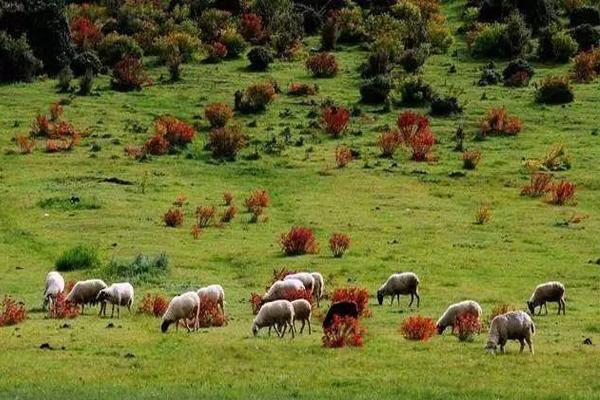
[322,301,359,329]
[43,271,65,310]
[436,300,482,335]
[65,279,107,314]
[261,279,305,304]
[97,282,134,319]
[376,272,420,308]
[284,273,314,294]
[310,272,325,307]
[251,299,295,338]
[197,284,225,312]
[161,291,200,333]
[291,299,312,334]
[485,311,535,354]
[527,281,566,315]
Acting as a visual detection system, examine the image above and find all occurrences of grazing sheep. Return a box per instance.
[291,299,312,334]
[97,282,134,319]
[284,273,314,294]
[161,291,200,333]
[527,281,566,315]
[310,272,325,307]
[252,299,295,338]
[436,300,482,334]
[376,272,420,308]
[322,301,359,329]
[197,284,225,312]
[66,279,107,314]
[485,311,535,354]
[261,279,305,304]
[43,271,65,310]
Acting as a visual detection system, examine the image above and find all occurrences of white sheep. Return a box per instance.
[43,271,65,310]
[527,281,566,315]
[161,291,200,333]
[284,273,314,294]
[376,272,420,308]
[310,272,324,307]
[436,300,482,334]
[291,299,312,334]
[97,282,134,319]
[252,299,295,338]
[485,311,535,354]
[66,279,107,314]
[197,284,225,312]
[262,279,305,303]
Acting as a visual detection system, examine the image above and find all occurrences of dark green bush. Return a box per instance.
[478,63,502,85]
[247,46,273,71]
[470,23,506,57]
[56,66,73,92]
[430,95,463,116]
[503,58,535,86]
[71,50,102,76]
[399,47,427,73]
[500,12,531,57]
[569,6,600,27]
[0,32,42,82]
[569,23,600,51]
[535,75,574,104]
[537,25,578,62]
[397,76,434,105]
[103,252,169,283]
[360,49,392,79]
[360,75,392,104]
[97,32,143,67]
[321,17,339,51]
[55,245,100,271]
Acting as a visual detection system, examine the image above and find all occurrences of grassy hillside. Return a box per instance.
[0,1,599,399]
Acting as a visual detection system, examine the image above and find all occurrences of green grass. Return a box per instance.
[1,2,600,399]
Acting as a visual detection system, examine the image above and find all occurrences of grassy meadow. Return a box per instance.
[1,1,600,399]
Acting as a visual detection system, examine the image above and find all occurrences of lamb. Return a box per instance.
[261,279,305,304]
[485,311,535,354]
[197,284,225,312]
[251,299,295,338]
[291,299,312,334]
[527,281,566,315]
[376,272,420,308]
[43,271,65,310]
[436,300,482,334]
[161,291,200,333]
[284,273,314,294]
[97,282,134,319]
[310,272,325,307]
[322,301,359,329]
[65,279,107,314]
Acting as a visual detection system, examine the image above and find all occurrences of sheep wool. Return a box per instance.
[284,273,315,294]
[43,271,65,309]
[436,300,482,334]
[486,311,535,354]
[197,284,225,312]
[262,279,305,303]
[252,299,295,338]
[377,272,420,307]
[310,272,325,307]
[527,281,566,315]
[161,291,200,333]
[291,299,312,334]
[97,282,134,318]
[66,279,107,314]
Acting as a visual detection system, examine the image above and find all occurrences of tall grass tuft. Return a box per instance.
[104,253,169,283]
[55,245,100,271]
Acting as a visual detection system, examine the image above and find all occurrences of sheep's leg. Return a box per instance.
[537,305,542,316]
[290,322,295,339]
[268,326,272,336]
[300,320,305,334]
[184,318,192,333]
[519,339,525,353]
[397,294,401,306]
[544,303,548,315]
[561,299,566,315]
[110,304,115,319]
[390,295,393,306]
[408,293,414,307]
[175,319,179,332]
[307,319,311,335]
[117,305,120,319]
[415,292,420,308]
[526,338,534,354]
[81,304,85,314]
[280,324,287,338]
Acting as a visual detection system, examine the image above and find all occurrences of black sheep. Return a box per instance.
[322,301,359,329]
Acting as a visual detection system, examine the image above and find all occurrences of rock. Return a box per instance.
[60,323,71,329]
[106,323,115,329]
[583,338,593,345]
[124,353,135,359]
[40,343,52,350]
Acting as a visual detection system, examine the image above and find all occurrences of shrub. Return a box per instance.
[400,315,436,341]
[377,130,401,158]
[144,134,170,155]
[111,56,151,91]
[408,128,436,161]
[500,12,531,58]
[56,66,73,92]
[208,126,246,160]
[191,224,202,239]
[234,81,276,113]
[219,28,247,58]
[70,16,102,50]
[72,50,102,76]
[48,292,80,319]
[331,287,371,317]
[306,52,339,78]
[279,226,319,256]
[397,77,434,105]
[155,116,195,148]
[397,110,429,143]
[524,144,572,171]
[196,297,227,328]
[335,145,353,168]
[452,313,481,342]
[321,17,339,51]
[329,232,350,257]
[97,32,143,66]
[240,13,264,43]
[154,31,200,64]
[469,23,506,57]
[245,189,269,214]
[399,47,428,73]
[195,205,216,227]
[570,6,600,27]
[247,46,273,71]
[488,303,518,323]
[15,135,36,154]
[198,9,232,42]
[475,205,491,224]
[163,208,184,227]
[137,293,169,317]
[535,75,574,104]
[478,63,502,86]
[221,205,238,223]
[206,42,228,62]
[430,95,463,116]
[360,49,392,79]
[479,107,523,138]
[322,316,365,348]
[249,292,262,315]
[204,103,233,128]
[0,32,43,83]
[548,180,576,205]
[521,173,553,197]
[79,68,95,95]
[462,150,482,170]
[0,296,27,327]
[569,23,600,51]
[223,192,234,205]
[571,49,600,83]
[288,82,318,96]
[538,27,578,63]
[55,245,100,271]
[360,75,392,104]
[503,58,534,87]
[104,253,169,283]
[321,106,350,138]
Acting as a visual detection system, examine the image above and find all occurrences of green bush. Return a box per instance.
[470,23,506,57]
[399,47,428,73]
[396,76,434,105]
[103,253,169,283]
[247,46,274,70]
[535,75,575,104]
[360,75,392,104]
[39,196,101,211]
[538,25,578,63]
[55,245,100,271]
[219,28,247,58]
[0,32,43,83]
[97,32,143,67]
[500,12,531,58]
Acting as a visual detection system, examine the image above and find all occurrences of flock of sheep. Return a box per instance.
[43,269,566,354]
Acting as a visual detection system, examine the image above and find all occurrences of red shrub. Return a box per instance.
[452,313,481,342]
[329,232,350,257]
[396,110,429,144]
[32,114,51,136]
[196,296,227,327]
[480,107,523,138]
[462,150,482,170]
[196,205,216,227]
[45,136,79,153]
[279,226,319,256]
[288,82,318,96]
[269,267,296,288]
[155,116,196,147]
[239,13,263,42]
[137,293,169,317]
[244,189,269,211]
[331,287,371,317]
[204,103,233,128]
[306,52,339,77]
[377,130,401,158]
[521,173,553,197]
[223,192,234,205]
[70,16,102,49]
[571,50,600,83]
[208,42,228,61]
[408,128,436,161]
[191,224,202,239]
[208,126,246,159]
[15,134,36,154]
[220,205,237,223]
[111,56,152,91]
[163,208,184,227]
[249,292,262,315]
[321,105,350,138]
[400,315,437,341]
[48,292,80,319]
[0,295,26,327]
[144,134,170,155]
[548,180,576,205]
[322,315,365,348]
[335,145,352,168]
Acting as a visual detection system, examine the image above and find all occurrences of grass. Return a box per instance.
[1,2,600,399]
[54,245,100,272]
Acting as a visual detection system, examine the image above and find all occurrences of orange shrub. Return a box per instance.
[174,194,187,207]
[329,232,350,257]
[321,105,350,137]
[249,292,262,315]
[452,313,481,342]
[0,296,26,327]
[377,130,401,158]
[155,116,196,147]
[70,16,102,49]
[144,134,170,155]
[322,316,365,348]
[335,145,353,168]
[204,103,233,128]
[475,205,491,224]
[195,205,216,227]
[196,297,227,327]
[288,82,318,96]
[521,173,553,197]
[48,292,80,319]
[306,52,339,77]
[15,134,36,154]
[191,224,202,239]
[331,287,370,317]
[49,102,64,122]
[208,126,246,159]
[244,189,269,212]
[279,226,319,256]
[163,208,184,227]
[111,56,152,91]
[137,293,169,317]
[220,205,237,223]
[548,180,576,205]
[400,315,436,341]
[462,150,482,170]
[223,192,234,205]
[480,107,523,138]
[571,50,600,83]
[396,110,429,144]
[408,128,436,161]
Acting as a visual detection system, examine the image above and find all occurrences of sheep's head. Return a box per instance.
[436,324,445,335]
[526,301,535,314]
[96,290,110,303]
[485,341,498,354]
[251,322,259,337]
[376,290,384,305]
[161,319,172,333]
